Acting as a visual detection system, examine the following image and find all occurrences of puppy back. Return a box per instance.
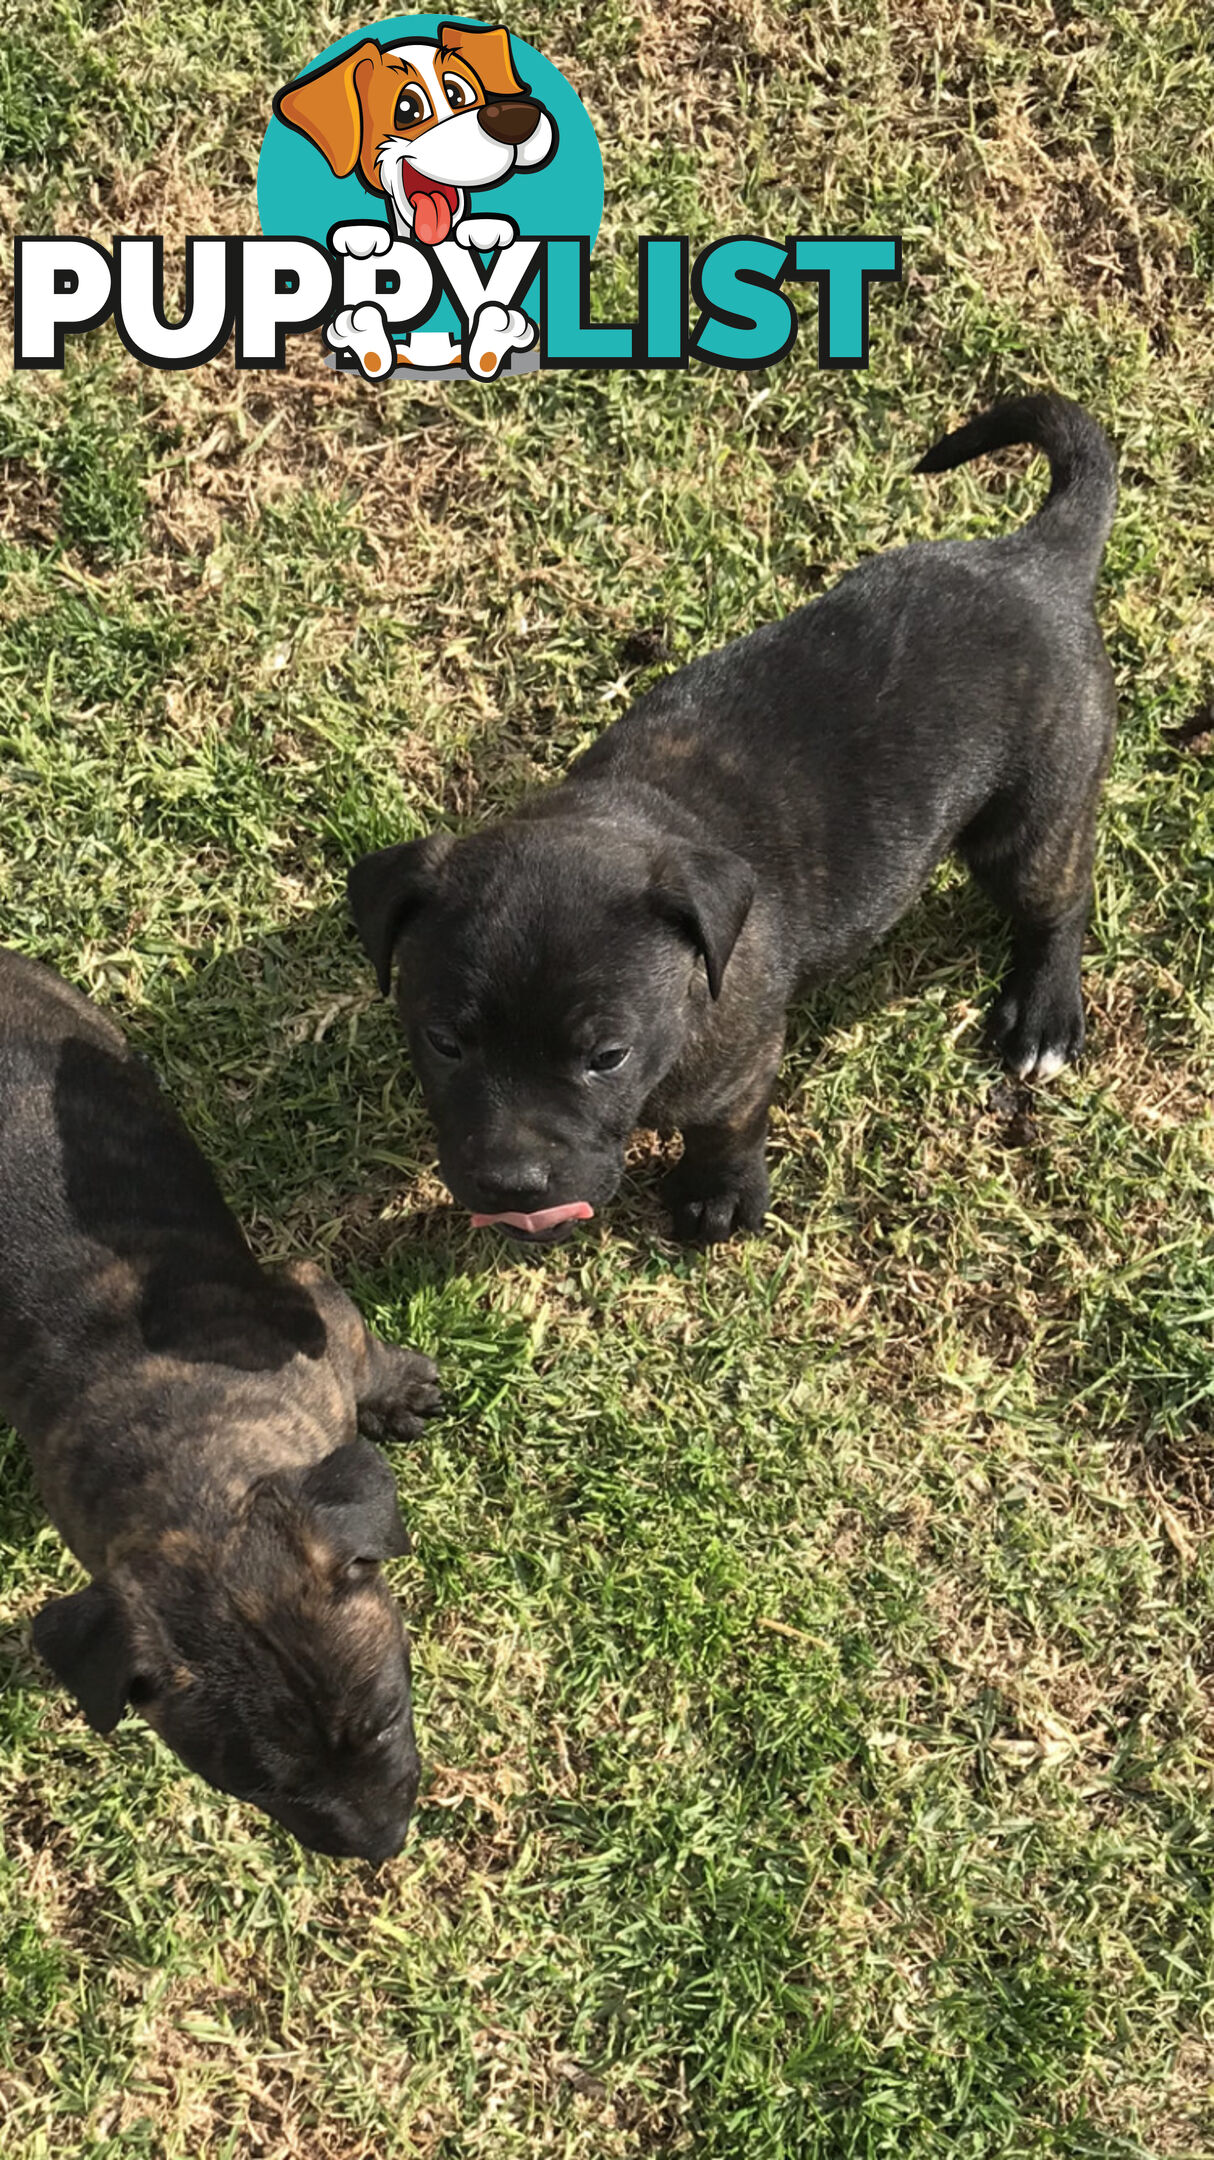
[0,948,284,1446]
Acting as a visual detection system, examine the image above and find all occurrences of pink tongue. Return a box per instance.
[412,190,452,246]
[470,1202,595,1234]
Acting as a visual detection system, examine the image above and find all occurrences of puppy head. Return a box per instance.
[33,1439,420,1862]
[348,817,755,1236]
[274,28,555,238]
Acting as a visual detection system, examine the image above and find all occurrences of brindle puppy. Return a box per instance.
[349,395,1117,1246]
[0,948,440,1860]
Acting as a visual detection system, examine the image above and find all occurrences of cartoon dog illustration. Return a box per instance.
[274,22,556,381]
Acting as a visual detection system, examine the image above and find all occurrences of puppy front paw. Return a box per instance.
[989,972,1084,1082]
[662,1157,770,1246]
[359,1348,442,1444]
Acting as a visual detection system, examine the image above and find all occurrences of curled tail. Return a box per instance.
[915,393,1117,583]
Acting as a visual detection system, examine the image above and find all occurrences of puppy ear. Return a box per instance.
[32,1580,139,1734]
[438,22,528,97]
[299,1440,410,1563]
[348,831,455,994]
[650,842,755,1001]
[274,40,384,178]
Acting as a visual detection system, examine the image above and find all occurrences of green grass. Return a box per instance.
[2,0,1214,2152]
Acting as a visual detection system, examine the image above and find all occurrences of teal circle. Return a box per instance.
[257,15,603,339]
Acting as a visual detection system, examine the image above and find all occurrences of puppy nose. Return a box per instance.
[361,1817,410,1866]
[474,1160,551,1209]
[480,99,541,145]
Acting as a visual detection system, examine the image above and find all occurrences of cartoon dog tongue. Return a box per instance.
[409,181,457,247]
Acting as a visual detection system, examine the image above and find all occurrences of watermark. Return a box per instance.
[13,15,901,379]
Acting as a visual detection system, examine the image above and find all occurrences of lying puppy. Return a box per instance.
[0,948,440,1860]
[350,395,1117,1246]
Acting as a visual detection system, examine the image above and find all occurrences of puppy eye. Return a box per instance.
[586,1044,632,1076]
[443,74,475,109]
[425,1026,462,1061]
[395,85,432,128]
[342,1709,404,1756]
[342,1557,380,1586]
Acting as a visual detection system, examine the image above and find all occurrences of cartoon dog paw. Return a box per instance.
[466,302,536,381]
[326,303,397,383]
[455,216,519,254]
[330,222,394,259]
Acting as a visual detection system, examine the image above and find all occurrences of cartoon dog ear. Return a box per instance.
[438,21,529,98]
[348,831,456,994]
[299,1440,410,1564]
[32,1580,142,1734]
[274,40,384,178]
[650,841,756,1001]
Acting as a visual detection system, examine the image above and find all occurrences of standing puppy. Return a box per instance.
[0,949,440,1860]
[350,395,1117,1247]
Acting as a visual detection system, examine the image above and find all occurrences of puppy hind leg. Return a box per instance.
[963,799,1097,1083]
[278,1260,441,1441]
[355,1335,442,1446]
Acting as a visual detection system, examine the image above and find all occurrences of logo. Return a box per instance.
[13,16,901,377]
[260,16,599,381]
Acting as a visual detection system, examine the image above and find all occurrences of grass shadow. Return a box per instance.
[112,902,477,1295]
